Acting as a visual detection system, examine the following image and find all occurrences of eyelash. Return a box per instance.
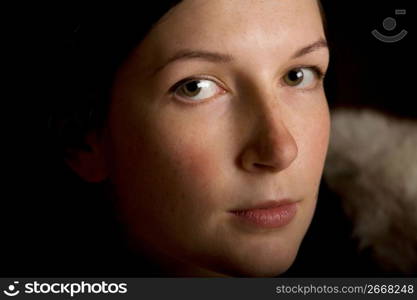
[168,65,326,100]
[168,75,226,94]
[281,65,326,90]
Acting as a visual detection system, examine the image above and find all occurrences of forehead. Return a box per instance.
[130,0,324,73]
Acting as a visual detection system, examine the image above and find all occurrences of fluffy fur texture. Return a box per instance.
[323,108,417,273]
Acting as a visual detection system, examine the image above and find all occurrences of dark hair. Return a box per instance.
[49,1,182,155]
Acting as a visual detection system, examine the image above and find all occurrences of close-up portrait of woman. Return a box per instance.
[3,0,415,278]
[58,0,329,277]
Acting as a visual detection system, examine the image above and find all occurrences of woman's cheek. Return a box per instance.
[163,136,227,203]
[297,101,330,179]
[153,109,230,192]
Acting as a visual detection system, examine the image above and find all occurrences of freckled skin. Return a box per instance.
[73,0,330,276]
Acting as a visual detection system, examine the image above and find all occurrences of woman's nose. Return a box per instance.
[239,104,298,173]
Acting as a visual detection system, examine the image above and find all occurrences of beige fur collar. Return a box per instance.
[324,108,417,273]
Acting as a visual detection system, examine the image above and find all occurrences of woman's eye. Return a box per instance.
[283,67,322,89]
[173,78,223,102]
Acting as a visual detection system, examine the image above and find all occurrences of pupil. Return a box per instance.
[288,69,303,82]
[186,81,200,93]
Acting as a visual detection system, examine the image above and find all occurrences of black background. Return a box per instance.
[2,1,413,277]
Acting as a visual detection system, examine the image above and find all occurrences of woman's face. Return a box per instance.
[95,0,330,276]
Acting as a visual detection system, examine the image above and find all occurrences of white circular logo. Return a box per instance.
[3,281,20,297]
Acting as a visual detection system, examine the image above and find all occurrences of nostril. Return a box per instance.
[252,162,277,171]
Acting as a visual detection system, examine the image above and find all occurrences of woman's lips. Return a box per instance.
[229,199,298,229]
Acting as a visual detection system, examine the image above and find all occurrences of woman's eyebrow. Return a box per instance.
[291,39,328,59]
[150,39,328,77]
[150,50,233,77]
